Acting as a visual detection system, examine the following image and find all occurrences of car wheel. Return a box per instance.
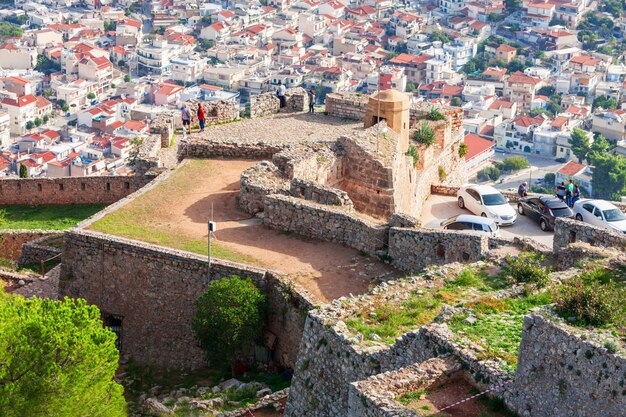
[576,214,583,221]
[458,196,465,209]
[518,204,525,215]
[481,213,487,218]
[540,219,548,231]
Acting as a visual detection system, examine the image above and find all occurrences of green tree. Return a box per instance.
[569,127,591,163]
[450,97,462,107]
[87,92,96,100]
[413,121,436,145]
[25,120,34,130]
[405,81,417,93]
[195,38,215,52]
[61,103,69,112]
[18,164,27,178]
[0,22,23,41]
[506,57,526,73]
[34,54,60,74]
[589,153,626,201]
[0,289,126,417]
[428,30,450,44]
[43,88,53,98]
[34,117,42,127]
[478,166,501,181]
[590,133,610,155]
[124,74,131,82]
[42,114,49,123]
[537,86,555,96]
[118,59,126,67]
[192,276,266,373]
[592,95,618,110]
[501,156,530,171]
[544,173,556,186]
[103,20,117,31]
[488,13,503,22]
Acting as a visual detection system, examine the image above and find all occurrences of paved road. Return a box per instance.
[472,152,566,194]
[421,194,554,248]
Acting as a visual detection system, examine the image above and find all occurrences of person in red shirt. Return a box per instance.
[197,104,205,132]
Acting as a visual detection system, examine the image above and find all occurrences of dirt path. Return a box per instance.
[148,159,399,302]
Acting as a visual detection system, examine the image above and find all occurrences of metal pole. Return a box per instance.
[376,63,381,154]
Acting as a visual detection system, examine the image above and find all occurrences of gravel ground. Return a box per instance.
[199,112,362,145]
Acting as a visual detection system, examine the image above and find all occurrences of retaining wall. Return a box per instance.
[514,314,626,417]
[18,234,62,266]
[59,228,313,370]
[289,178,353,207]
[0,176,138,205]
[325,93,369,120]
[249,89,308,119]
[203,100,240,124]
[239,161,290,215]
[553,217,626,253]
[262,194,388,256]
[388,227,489,272]
[0,230,62,261]
[181,140,284,160]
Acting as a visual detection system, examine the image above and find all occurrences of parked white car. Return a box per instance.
[572,199,626,234]
[440,214,500,237]
[457,184,517,226]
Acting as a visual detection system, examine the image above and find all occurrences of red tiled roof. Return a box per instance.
[558,160,586,177]
[1,94,37,107]
[464,133,495,161]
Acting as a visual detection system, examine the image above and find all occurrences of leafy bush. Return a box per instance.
[405,145,419,167]
[413,121,435,145]
[502,253,550,288]
[544,173,556,186]
[501,156,530,171]
[438,166,447,181]
[554,278,622,326]
[427,107,446,121]
[477,166,501,181]
[193,276,266,372]
[458,142,468,158]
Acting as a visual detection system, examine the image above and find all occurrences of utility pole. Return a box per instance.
[207,203,216,282]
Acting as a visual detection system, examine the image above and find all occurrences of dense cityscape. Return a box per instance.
[0,0,625,416]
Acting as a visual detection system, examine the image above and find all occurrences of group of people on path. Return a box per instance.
[518,179,581,207]
[181,84,318,133]
[180,103,206,135]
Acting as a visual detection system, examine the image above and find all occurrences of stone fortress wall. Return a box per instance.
[0,230,61,262]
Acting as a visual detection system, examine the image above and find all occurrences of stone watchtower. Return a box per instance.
[364,89,411,151]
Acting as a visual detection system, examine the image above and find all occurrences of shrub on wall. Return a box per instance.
[414,122,435,146]
[193,275,267,374]
[458,142,468,158]
[502,252,550,288]
[427,107,446,121]
[405,145,420,167]
[438,166,447,182]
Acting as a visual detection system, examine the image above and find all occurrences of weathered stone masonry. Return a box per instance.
[0,176,138,205]
[0,230,61,262]
[60,228,314,370]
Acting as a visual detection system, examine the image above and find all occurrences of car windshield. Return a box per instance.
[551,207,572,217]
[482,193,507,206]
[603,209,626,222]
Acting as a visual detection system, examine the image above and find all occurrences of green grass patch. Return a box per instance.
[448,292,552,369]
[0,204,106,230]
[346,290,443,344]
[396,389,428,406]
[444,266,509,292]
[89,160,263,266]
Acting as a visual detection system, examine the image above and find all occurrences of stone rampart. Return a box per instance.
[250,92,280,119]
[263,194,388,256]
[388,227,489,272]
[181,139,284,160]
[514,314,626,417]
[284,88,308,112]
[553,217,626,254]
[17,234,62,266]
[0,230,61,261]
[240,161,290,214]
[289,178,353,207]
[0,176,138,205]
[325,92,369,120]
[59,228,314,370]
[203,100,240,124]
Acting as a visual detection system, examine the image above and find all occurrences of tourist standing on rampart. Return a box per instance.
[277,81,286,108]
[197,104,205,133]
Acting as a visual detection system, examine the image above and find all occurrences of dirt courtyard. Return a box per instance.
[91,159,399,302]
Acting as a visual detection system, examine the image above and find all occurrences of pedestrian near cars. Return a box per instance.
[197,103,205,133]
[566,179,574,207]
[556,182,566,201]
[518,182,528,198]
[571,184,581,207]
[308,88,315,113]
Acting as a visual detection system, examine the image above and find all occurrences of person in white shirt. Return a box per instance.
[277,81,286,108]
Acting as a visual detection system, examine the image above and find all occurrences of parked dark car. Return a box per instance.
[517,196,574,231]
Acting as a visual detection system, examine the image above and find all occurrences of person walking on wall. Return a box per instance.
[566,179,574,207]
[197,103,205,133]
[308,88,315,113]
[277,81,286,108]
[181,104,191,136]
